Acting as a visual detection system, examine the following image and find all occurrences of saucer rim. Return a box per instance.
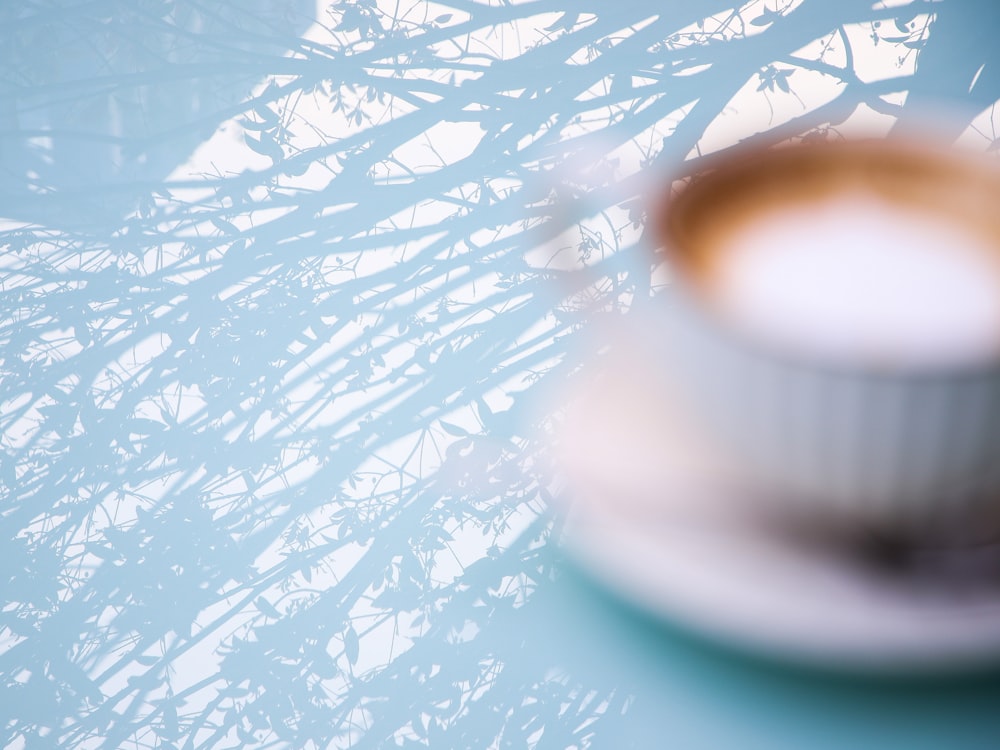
[557,498,1000,676]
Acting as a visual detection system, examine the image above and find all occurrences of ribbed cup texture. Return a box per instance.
[660,296,1000,541]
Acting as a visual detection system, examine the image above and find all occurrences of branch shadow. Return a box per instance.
[0,1,995,747]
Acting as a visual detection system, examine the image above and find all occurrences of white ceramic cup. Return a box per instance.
[652,138,1000,544]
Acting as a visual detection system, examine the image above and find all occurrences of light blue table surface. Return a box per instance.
[3,1,1000,747]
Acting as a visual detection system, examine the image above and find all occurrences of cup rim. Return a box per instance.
[652,137,1000,379]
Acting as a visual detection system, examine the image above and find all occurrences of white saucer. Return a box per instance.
[544,315,1000,675]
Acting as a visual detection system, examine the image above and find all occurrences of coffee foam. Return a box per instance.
[702,192,1000,367]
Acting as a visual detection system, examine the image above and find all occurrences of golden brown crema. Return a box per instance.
[657,140,1000,368]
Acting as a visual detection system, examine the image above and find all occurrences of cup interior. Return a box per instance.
[656,139,1000,373]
